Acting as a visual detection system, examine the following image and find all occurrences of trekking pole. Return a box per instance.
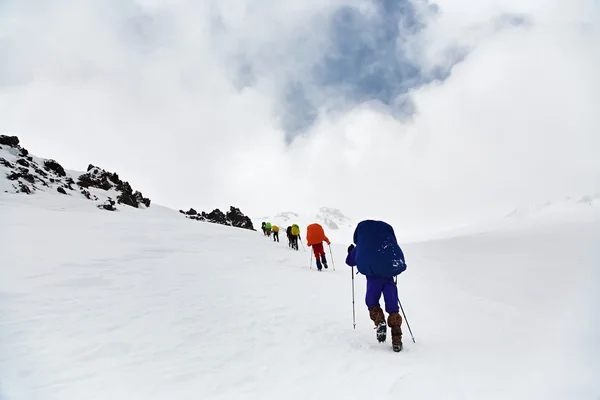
[328,244,336,271]
[351,266,356,329]
[395,277,415,343]
[398,297,415,343]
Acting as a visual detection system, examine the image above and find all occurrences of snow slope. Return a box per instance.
[403,192,600,243]
[1,192,599,399]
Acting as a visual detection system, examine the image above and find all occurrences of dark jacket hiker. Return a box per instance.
[346,220,407,351]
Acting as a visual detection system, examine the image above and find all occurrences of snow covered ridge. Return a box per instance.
[0,135,150,211]
[0,134,256,230]
[256,207,354,244]
[260,207,353,231]
[315,207,353,230]
[180,207,255,231]
[505,193,600,218]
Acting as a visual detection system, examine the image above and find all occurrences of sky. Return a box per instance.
[0,0,599,235]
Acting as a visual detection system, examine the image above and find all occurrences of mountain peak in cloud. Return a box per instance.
[258,207,353,231]
[315,206,353,230]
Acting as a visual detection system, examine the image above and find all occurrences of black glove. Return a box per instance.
[347,244,355,253]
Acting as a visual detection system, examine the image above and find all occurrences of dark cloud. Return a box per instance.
[227,0,459,141]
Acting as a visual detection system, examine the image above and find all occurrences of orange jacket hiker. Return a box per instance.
[306,223,330,246]
[306,223,330,270]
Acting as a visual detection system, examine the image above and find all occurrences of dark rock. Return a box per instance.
[116,183,150,209]
[17,182,31,194]
[98,197,117,211]
[43,159,66,177]
[132,190,150,207]
[16,158,30,167]
[79,166,150,208]
[57,187,67,195]
[0,158,14,168]
[16,168,35,183]
[206,208,229,225]
[33,166,48,178]
[226,206,255,230]
[20,148,29,157]
[0,135,19,147]
[179,205,254,231]
[109,172,120,184]
[116,187,149,209]
[6,172,19,181]
[79,174,111,190]
[81,189,98,201]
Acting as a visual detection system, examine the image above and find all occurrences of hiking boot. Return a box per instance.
[388,312,403,351]
[376,321,387,343]
[316,259,323,270]
[368,305,386,342]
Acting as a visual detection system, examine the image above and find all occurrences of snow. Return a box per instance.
[256,207,355,244]
[1,190,599,399]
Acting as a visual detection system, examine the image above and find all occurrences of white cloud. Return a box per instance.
[1,0,599,236]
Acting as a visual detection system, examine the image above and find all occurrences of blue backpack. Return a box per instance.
[352,220,406,278]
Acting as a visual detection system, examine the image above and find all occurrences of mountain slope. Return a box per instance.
[0,135,150,210]
[0,135,255,229]
[1,192,598,399]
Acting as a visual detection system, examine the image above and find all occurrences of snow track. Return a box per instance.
[1,193,599,399]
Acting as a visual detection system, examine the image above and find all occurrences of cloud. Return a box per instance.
[0,0,599,236]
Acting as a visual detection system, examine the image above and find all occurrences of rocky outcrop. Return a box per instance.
[180,206,255,231]
[1,135,252,233]
[206,208,228,225]
[98,198,117,211]
[226,206,255,230]
[44,160,66,177]
[1,135,151,211]
[77,165,151,208]
[0,135,20,147]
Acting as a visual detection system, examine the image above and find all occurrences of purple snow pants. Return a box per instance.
[365,276,399,313]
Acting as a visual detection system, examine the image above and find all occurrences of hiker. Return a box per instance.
[290,223,300,250]
[265,222,272,237]
[272,225,280,242]
[345,219,407,352]
[306,223,330,270]
[286,226,293,247]
[261,222,267,235]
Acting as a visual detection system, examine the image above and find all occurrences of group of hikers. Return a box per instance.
[261,222,300,250]
[261,221,330,268]
[260,219,408,352]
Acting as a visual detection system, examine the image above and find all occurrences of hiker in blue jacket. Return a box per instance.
[346,219,407,352]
